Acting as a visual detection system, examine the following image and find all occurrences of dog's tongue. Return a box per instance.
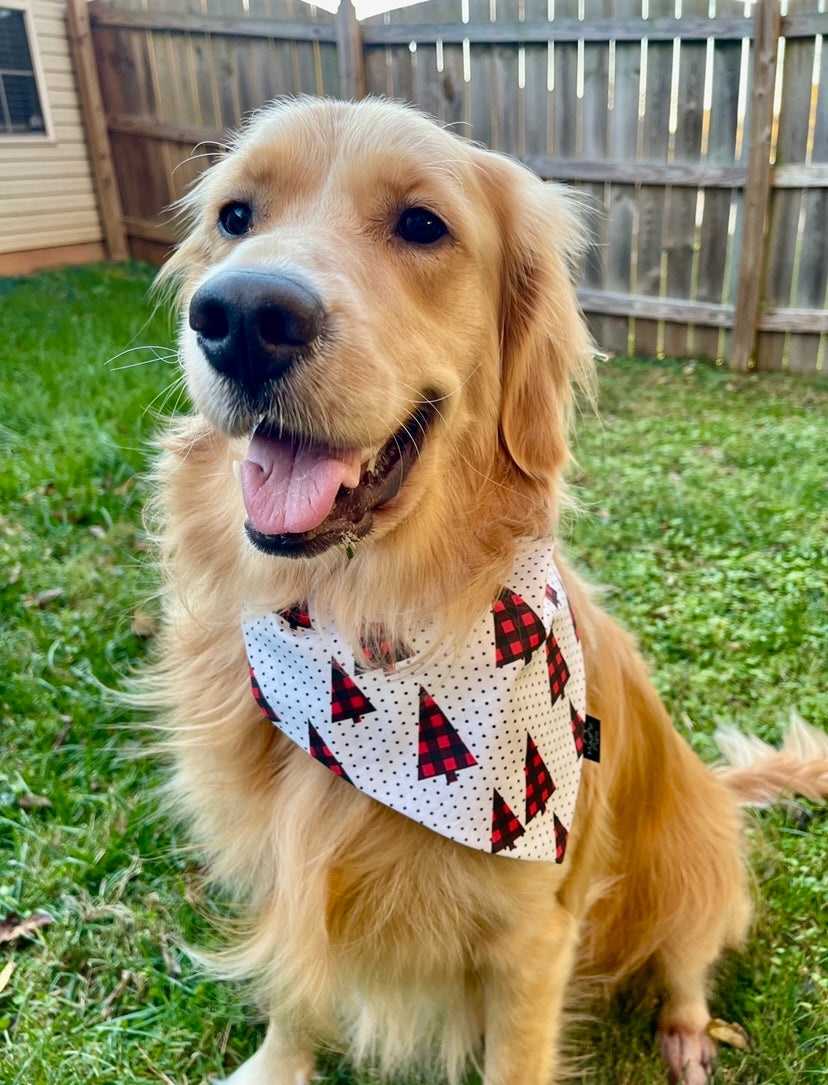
[240,428,363,535]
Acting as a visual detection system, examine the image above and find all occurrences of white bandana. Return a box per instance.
[243,541,588,862]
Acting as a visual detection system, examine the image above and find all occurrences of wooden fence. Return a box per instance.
[67,0,828,373]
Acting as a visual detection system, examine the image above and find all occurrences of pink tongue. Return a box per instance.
[241,430,363,535]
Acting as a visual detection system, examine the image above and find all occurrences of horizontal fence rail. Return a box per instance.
[71,0,828,373]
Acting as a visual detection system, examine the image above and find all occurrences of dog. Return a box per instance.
[147,96,827,1085]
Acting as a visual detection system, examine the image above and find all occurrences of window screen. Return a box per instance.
[0,8,46,135]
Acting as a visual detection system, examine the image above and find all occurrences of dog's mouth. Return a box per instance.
[239,402,436,558]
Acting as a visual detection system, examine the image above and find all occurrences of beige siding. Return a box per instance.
[0,0,105,258]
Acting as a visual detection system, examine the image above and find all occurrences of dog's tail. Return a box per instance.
[714,713,828,805]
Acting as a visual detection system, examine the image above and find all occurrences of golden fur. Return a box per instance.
[147,98,823,1085]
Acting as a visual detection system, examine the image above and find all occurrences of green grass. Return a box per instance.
[0,263,825,1084]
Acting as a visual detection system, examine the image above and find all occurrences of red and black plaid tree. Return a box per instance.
[492,590,546,667]
[308,723,353,784]
[546,632,570,704]
[570,701,585,757]
[553,812,569,863]
[249,666,280,723]
[524,732,556,823]
[418,686,477,783]
[331,657,376,723]
[545,582,559,608]
[491,788,526,853]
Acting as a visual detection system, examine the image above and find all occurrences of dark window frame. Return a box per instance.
[0,4,49,137]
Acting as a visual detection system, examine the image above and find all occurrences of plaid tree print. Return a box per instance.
[545,582,559,608]
[418,686,477,783]
[546,632,570,704]
[524,732,556,822]
[492,590,547,667]
[249,666,280,723]
[553,813,569,863]
[491,788,526,853]
[279,603,312,629]
[308,723,353,784]
[570,701,585,757]
[331,657,376,723]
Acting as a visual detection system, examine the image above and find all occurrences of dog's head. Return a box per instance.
[160,97,593,567]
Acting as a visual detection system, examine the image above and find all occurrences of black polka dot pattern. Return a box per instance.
[243,540,587,862]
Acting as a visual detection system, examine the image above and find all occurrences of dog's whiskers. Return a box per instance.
[107,344,178,372]
[141,373,189,423]
[395,374,533,499]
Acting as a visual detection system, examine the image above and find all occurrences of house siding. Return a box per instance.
[0,0,105,272]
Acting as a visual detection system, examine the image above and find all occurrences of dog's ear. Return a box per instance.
[479,154,595,483]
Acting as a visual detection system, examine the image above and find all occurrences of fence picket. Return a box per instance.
[758,25,819,372]
[635,5,674,359]
[602,0,642,357]
[521,0,550,160]
[732,0,781,369]
[662,36,704,360]
[692,38,742,362]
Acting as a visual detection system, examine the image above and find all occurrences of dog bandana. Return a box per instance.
[243,540,589,862]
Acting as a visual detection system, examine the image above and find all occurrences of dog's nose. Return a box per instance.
[188,270,325,385]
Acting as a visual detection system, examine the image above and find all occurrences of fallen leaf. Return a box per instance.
[0,960,15,995]
[707,1018,750,1051]
[26,588,64,608]
[0,913,52,945]
[16,793,52,811]
[132,610,159,639]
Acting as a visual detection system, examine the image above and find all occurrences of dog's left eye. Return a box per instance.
[218,201,254,238]
[395,207,448,246]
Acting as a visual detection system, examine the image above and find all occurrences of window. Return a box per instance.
[0,6,45,135]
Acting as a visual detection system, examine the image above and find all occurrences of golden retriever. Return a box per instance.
[148,97,826,1085]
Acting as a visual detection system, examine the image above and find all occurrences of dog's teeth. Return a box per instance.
[366,452,379,475]
[232,460,243,490]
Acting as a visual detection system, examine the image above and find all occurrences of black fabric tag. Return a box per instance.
[583,715,601,762]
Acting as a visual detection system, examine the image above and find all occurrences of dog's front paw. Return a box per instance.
[211,1043,313,1085]
[658,1026,716,1085]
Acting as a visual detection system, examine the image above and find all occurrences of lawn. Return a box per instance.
[0,262,825,1084]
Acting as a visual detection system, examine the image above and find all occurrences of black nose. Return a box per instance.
[188,269,325,386]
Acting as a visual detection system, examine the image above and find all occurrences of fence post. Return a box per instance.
[336,0,366,100]
[731,0,781,370]
[65,0,129,262]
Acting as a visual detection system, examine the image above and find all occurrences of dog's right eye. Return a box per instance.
[218,202,254,238]
[395,207,448,246]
